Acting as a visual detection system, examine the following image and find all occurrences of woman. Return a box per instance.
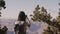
[14,11,30,34]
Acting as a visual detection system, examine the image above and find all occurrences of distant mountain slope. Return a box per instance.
[0,18,16,31]
[0,18,48,34]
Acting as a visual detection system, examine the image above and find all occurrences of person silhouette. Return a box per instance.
[14,11,30,34]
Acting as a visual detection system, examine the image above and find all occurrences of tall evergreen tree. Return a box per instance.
[30,5,40,21]
[0,0,6,17]
[43,0,60,34]
[0,0,6,10]
[30,5,52,22]
[30,5,60,34]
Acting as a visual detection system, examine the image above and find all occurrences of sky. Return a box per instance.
[1,0,59,19]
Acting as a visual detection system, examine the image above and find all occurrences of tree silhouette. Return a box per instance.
[0,0,7,34]
[2,26,8,34]
[0,0,6,17]
[43,0,60,34]
[30,5,60,34]
[30,5,40,21]
[30,5,52,22]
[0,0,6,10]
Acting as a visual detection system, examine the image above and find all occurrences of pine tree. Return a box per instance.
[43,14,60,34]
[0,0,6,34]
[30,5,60,34]
[43,0,60,34]
[30,5,52,22]
[40,7,52,22]
[30,5,40,21]
[57,12,60,22]
[0,0,6,10]
[2,26,8,34]
[0,0,6,17]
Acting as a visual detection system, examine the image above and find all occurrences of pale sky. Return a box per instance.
[1,0,59,19]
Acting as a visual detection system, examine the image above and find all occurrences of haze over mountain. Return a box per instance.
[0,18,48,34]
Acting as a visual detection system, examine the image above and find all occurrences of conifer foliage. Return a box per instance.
[0,0,6,17]
[30,5,60,34]
[0,0,6,10]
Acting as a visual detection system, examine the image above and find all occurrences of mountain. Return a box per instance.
[0,18,48,34]
[0,18,16,31]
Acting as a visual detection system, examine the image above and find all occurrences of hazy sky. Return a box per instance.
[1,0,59,19]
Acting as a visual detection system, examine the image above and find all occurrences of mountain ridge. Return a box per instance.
[0,18,48,34]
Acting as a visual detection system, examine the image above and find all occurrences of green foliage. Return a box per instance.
[0,0,6,10]
[43,26,54,34]
[43,26,60,34]
[30,5,52,22]
[0,0,6,17]
[43,11,60,34]
[30,5,40,21]
[58,3,60,6]
[0,26,8,34]
[30,5,60,34]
